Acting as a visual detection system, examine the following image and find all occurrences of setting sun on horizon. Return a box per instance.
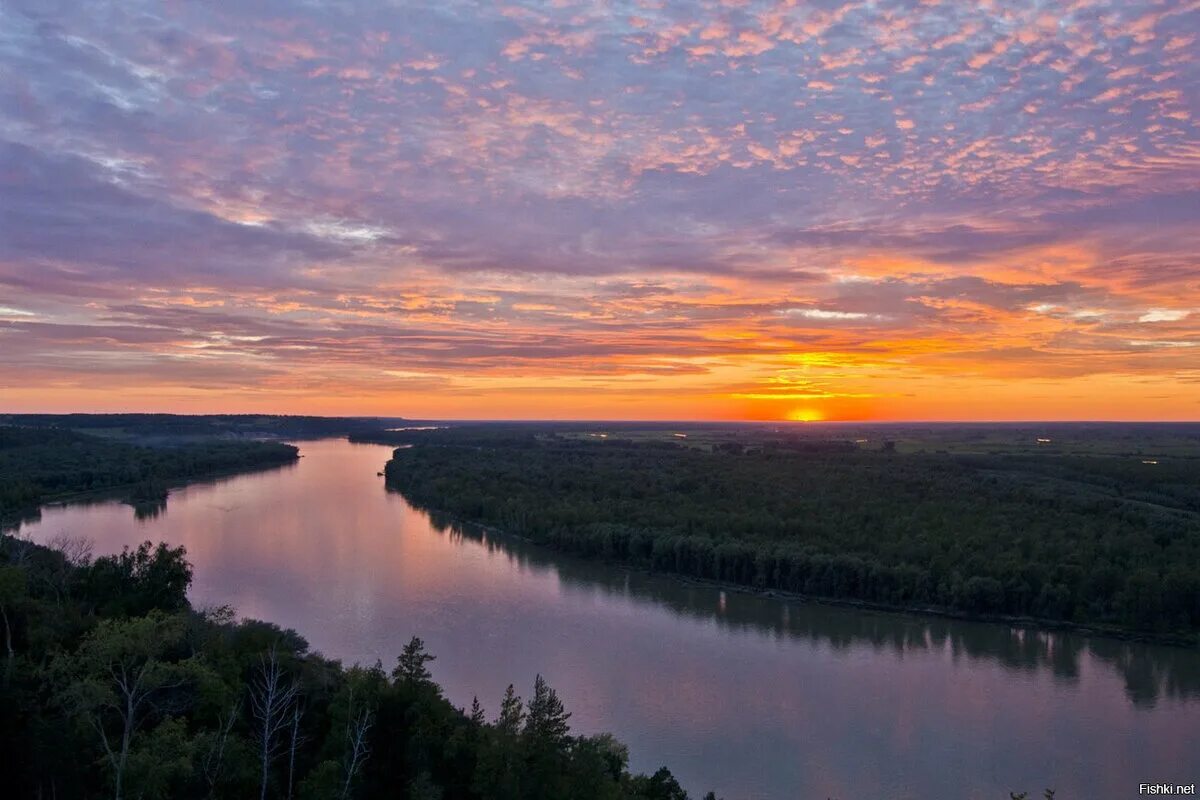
[0,1,1196,421]
[3,4,1200,799]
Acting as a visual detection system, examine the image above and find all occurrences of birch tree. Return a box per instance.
[339,691,373,800]
[199,699,241,799]
[248,646,299,800]
[286,703,305,800]
[54,611,190,800]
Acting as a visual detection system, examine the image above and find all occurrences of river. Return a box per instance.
[12,438,1199,799]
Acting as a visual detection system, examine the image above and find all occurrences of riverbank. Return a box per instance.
[0,454,300,530]
[14,436,1195,799]
[381,433,1200,647]
[0,425,299,527]
[0,529,701,800]
[411,500,1200,650]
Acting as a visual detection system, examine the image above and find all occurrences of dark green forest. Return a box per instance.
[0,417,1090,798]
[382,429,1200,639]
[1,414,409,442]
[0,534,706,800]
[0,426,299,519]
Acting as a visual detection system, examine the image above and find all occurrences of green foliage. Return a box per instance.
[0,413,403,442]
[394,635,437,685]
[0,564,27,657]
[0,534,704,799]
[0,425,298,519]
[385,435,1200,635]
[628,767,691,800]
[85,542,193,617]
[51,610,199,799]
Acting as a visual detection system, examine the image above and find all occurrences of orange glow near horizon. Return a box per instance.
[1,2,1198,421]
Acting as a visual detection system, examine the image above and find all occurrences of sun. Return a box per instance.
[785,407,824,422]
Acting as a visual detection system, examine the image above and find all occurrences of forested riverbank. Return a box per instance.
[0,422,1113,796]
[382,429,1200,642]
[0,533,705,800]
[0,426,299,522]
[0,421,706,798]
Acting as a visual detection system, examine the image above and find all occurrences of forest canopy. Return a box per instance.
[0,533,705,800]
[0,426,299,519]
[382,428,1200,638]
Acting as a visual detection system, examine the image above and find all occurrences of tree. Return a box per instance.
[393,636,436,685]
[337,683,374,800]
[123,716,196,800]
[0,565,27,661]
[248,646,300,800]
[469,696,486,726]
[522,675,574,799]
[199,700,241,799]
[524,674,571,749]
[339,703,373,799]
[53,611,191,800]
[43,533,93,604]
[408,771,442,800]
[473,685,525,800]
[87,541,191,618]
[628,766,689,800]
[286,703,306,800]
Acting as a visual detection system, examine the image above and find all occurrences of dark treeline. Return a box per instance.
[0,533,706,800]
[0,426,299,519]
[384,433,1200,639]
[428,517,1200,707]
[1,414,408,442]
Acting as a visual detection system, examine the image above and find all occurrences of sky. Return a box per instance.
[0,0,1197,421]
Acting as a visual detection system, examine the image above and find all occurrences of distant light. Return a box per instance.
[1036,438,1051,443]
[1142,460,1158,465]
[673,433,688,438]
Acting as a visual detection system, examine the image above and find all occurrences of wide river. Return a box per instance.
[12,439,1199,799]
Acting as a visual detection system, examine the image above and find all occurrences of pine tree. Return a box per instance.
[524,675,570,749]
[392,637,436,685]
[496,685,524,736]
[469,696,485,726]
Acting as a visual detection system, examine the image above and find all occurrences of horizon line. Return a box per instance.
[3,412,1199,425]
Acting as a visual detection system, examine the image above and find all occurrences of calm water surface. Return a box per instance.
[14,439,1200,799]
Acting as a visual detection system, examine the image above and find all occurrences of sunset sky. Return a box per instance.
[1,0,1197,421]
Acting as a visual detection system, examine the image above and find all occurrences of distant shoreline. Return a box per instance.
[0,450,299,530]
[410,502,1200,650]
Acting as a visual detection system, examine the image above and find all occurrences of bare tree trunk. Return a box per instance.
[2,604,13,660]
[339,697,373,800]
[286,704,305,800]
[249,647,298,800]
[202,701,240,799]
[114,691,135,800]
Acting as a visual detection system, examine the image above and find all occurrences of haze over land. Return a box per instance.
[1,0,1198,420]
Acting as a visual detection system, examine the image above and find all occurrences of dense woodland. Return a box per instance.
[0,533,707,800]
[383,429,1200,638]
[1,414,407,443]
[0,426,299,519]
[0,417,1086,797]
